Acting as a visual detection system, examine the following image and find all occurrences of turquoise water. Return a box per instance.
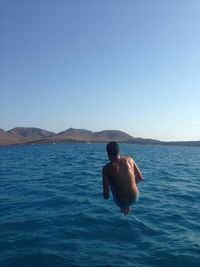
[0,143,200,267]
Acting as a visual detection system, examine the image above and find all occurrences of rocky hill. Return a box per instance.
[0,127,55,145]
[8,127,55,141]
[0,128,21,145]
[51,128,135,142]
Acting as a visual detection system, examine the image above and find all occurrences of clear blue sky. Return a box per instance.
[1,0,200,141]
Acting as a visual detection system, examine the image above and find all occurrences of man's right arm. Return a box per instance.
[102,166,110,199]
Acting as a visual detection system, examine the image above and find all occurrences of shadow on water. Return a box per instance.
[1,253,77,267]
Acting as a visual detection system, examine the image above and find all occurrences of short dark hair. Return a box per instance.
[106,142,119,157]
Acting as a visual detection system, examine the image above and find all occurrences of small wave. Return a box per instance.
[1,253,76,267]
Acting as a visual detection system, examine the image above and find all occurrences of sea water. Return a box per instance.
[0,143,200,267]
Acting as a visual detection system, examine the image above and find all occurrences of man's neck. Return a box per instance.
[110,155,120,163]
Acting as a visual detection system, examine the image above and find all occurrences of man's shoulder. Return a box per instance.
[103,162,111,170]
[123,156,135,167]
[102,162,112,173]
[124,155,134,161]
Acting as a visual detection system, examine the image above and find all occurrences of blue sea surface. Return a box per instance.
[0,143,200,267]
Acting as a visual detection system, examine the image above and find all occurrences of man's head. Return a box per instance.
[106,141,119,160]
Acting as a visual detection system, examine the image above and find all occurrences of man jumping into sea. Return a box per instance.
[102,142,143,215]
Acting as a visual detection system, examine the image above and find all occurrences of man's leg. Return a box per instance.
[121,206,131,215]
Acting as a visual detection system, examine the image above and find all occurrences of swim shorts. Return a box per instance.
[111,186,139,209]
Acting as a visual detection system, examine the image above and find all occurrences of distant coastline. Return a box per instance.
[0,127,200,147]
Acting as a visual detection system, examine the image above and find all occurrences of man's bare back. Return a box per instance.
[102,142,143,215]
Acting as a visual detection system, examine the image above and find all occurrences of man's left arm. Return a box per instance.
[134,161,143,183]
[128,157,143,183]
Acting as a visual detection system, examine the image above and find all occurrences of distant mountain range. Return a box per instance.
[0,127,200,147]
